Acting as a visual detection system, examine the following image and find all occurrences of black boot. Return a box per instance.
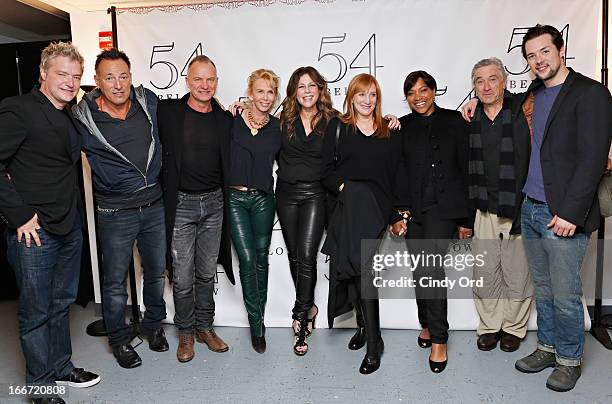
[348,300,367,350]
[358,298,384,374]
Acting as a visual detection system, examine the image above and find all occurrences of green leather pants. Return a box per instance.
[229,189,275,337]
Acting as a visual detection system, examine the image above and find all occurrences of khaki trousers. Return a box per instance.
[472,210,533,337]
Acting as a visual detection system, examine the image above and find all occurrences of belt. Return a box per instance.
[97,198,161,213]
[526,195,546,205]
[178,187,221,196]
[230,186,260,194]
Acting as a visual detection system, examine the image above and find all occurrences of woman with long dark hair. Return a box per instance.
[321,73,404,374]
[391,70,471,373]
[228,69,282,354]
[276,66,337,355]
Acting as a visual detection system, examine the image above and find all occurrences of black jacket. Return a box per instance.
[519,69,612,233]
[157,95,235,284]
[397,106,470,225]
[321,181,385,327]
[0,88,81,235]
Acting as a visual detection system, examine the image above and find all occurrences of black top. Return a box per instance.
[398,106,470,222]
[179,106,222,192]
[229,115,281,194]
[87,93,151,174]
[321,117,402,224]
[0,87,81,234]
[276,117,328,183]
[481,111,503,214]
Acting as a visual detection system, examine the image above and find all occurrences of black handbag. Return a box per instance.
[324,121,341,229]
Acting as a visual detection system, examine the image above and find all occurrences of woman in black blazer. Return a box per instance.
[392,70,472,373]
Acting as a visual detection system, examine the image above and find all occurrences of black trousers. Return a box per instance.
[406,204,457,344]
[276,180,326,320]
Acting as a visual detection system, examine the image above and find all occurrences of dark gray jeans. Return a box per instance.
[171,189,223,334]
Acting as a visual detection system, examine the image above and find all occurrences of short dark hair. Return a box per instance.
[521,24,564,59]
[403,70,437,97]
[187,55,216,69]
[95,48,131,72]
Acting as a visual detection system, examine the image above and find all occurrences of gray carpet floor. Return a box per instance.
[0,300,611,404]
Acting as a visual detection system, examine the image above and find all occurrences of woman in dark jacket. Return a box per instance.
[392,70,472,373]
[229,69,281,354]
[321,73,404,374]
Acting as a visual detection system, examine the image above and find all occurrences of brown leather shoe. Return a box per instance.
[500,332,521,352]
[196,329,229,353]
[477,332,500,351]
[177,334,195,362]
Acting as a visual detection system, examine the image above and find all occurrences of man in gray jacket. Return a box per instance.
[73,48,167,369]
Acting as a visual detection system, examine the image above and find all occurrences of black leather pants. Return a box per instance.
[275,180,326,321]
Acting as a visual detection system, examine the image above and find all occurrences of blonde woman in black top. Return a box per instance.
[228,69,281,353]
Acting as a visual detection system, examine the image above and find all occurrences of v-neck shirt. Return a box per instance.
[276,117,327,183]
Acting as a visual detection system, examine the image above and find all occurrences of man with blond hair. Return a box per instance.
[0,42,100,402]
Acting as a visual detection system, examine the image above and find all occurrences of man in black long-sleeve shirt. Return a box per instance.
[158,55,234,362]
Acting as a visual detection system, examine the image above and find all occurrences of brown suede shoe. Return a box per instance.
[196,329,229,353]
[177,334,195,362]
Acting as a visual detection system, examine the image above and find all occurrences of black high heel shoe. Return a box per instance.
[305,304,318,339]
[359,339,384,375]
[251,335,266,354]
[292,318,309,356]
[429,343,447,373]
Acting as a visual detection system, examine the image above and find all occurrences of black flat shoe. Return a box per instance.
[348,327,367,350]
[429,358,447,373]
[359,339,384,375]
[251,335,266,354]
[429,342,448,373]
[146,327,169,352]
[418,336,432,348]
[112,344,142,369]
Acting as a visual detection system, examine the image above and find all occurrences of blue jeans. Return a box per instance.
[97,200,167,347]
[171,189,223,334]
[7,226,82,385]
[521,198,588,366]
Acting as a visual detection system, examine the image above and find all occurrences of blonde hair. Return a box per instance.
[39,41,84,80]
[246,68,280,104]
[342,73,389,138]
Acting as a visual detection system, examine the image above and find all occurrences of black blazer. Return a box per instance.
[397,106,470,224]
[157,95,235,284]
[0,88,81,235]
[520,69,612,233]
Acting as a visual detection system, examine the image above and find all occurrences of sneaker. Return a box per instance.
[515,349,556,373]
[546,365,581,392]
[56,367,101,388]
[32,397,66,404]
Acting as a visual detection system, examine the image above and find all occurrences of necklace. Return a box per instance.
[247,109,269,135]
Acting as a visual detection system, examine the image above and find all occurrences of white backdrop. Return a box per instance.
[70,0,605,329]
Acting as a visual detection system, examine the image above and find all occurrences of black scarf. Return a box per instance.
[468,92,517,219]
